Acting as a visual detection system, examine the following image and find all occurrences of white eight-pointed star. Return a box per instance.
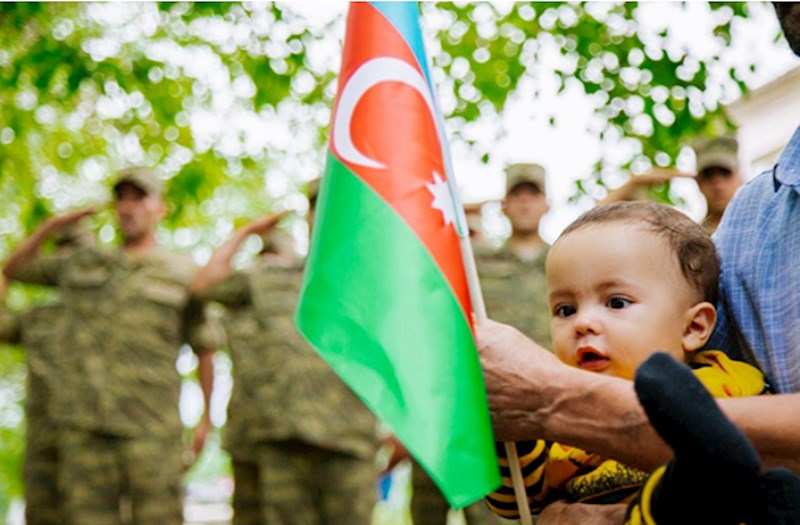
[426,171,457,227]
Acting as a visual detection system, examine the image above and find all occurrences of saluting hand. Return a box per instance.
[43,208,97,233]
[630,168,695,185]
[2,207,98,279]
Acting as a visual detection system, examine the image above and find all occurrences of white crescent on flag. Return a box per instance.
[333,57,437,170]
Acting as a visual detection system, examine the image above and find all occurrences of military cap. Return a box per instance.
[113,166,163,197]
[693,136,739,174]
[505,163,547,195]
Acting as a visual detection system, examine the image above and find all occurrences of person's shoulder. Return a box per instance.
[731,167,784,212]
[737,170,774,199]
[133,248,200,291]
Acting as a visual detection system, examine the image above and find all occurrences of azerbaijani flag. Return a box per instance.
[295,2,500,507]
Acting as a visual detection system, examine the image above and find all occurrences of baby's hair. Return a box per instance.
[559,201,720,304]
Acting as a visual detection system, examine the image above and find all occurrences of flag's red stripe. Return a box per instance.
[330,3,471,320]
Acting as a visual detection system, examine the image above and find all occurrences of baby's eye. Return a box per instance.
[607,297,631,309]
[554,304,576,317]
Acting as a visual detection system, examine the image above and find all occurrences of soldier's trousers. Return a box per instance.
[60,428,184,525]
[411,460,502,525]
[235,439,377,525]
[24,423,62,525]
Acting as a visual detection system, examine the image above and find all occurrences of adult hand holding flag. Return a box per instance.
[294,2,501,508]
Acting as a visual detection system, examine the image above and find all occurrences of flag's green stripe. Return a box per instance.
[296,153,500,507]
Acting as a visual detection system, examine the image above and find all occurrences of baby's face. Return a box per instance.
[546,222,698,380]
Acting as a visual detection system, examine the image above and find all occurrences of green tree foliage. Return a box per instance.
[0,2,781,243]
[0,1,787,517]
[428,2,771,197]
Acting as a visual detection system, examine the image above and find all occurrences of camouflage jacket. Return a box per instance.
[8,245,218,438]
[204,256,379,461]
[476,241,552,350]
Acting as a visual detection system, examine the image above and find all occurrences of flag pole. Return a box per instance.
[423,8,531,516]
[458,225,533,525]
[434,116,531,525]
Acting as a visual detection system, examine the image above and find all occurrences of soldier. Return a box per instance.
[692,136,743,234]
[477,162,552,346]
[2,167,218,525]
[191,181,380,525]
[0,226,88,525]
[205,226,295,525]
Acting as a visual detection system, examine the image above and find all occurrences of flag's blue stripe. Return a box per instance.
[370,2,432,87]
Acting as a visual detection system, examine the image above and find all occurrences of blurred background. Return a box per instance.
[1,2,798,524]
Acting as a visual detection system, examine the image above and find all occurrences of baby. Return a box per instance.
[486,201,771,521]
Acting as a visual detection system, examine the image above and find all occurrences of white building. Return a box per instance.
[726,66,800,179]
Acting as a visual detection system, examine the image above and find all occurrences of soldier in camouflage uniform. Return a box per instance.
[0,227,90,525]
[213,234,293,525]
[2,167,219,525]
[476,162,552,347]
[192,182,380,525]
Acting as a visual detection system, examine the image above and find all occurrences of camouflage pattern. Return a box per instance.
[474,240,548,524]
[227,450,377,525]
[411,461,500,525]
[59,428,183,525]
[10,245,217,438]
[205,256,379,524]
[8,245,218,524]
[476,242,552,350]
[256,440,377,525]
[21,304,70,525]
[0,304,68,525]
[206,257,378,459]
[212,271,259,460]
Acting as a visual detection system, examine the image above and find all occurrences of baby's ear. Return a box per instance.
[682,301,717,352]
